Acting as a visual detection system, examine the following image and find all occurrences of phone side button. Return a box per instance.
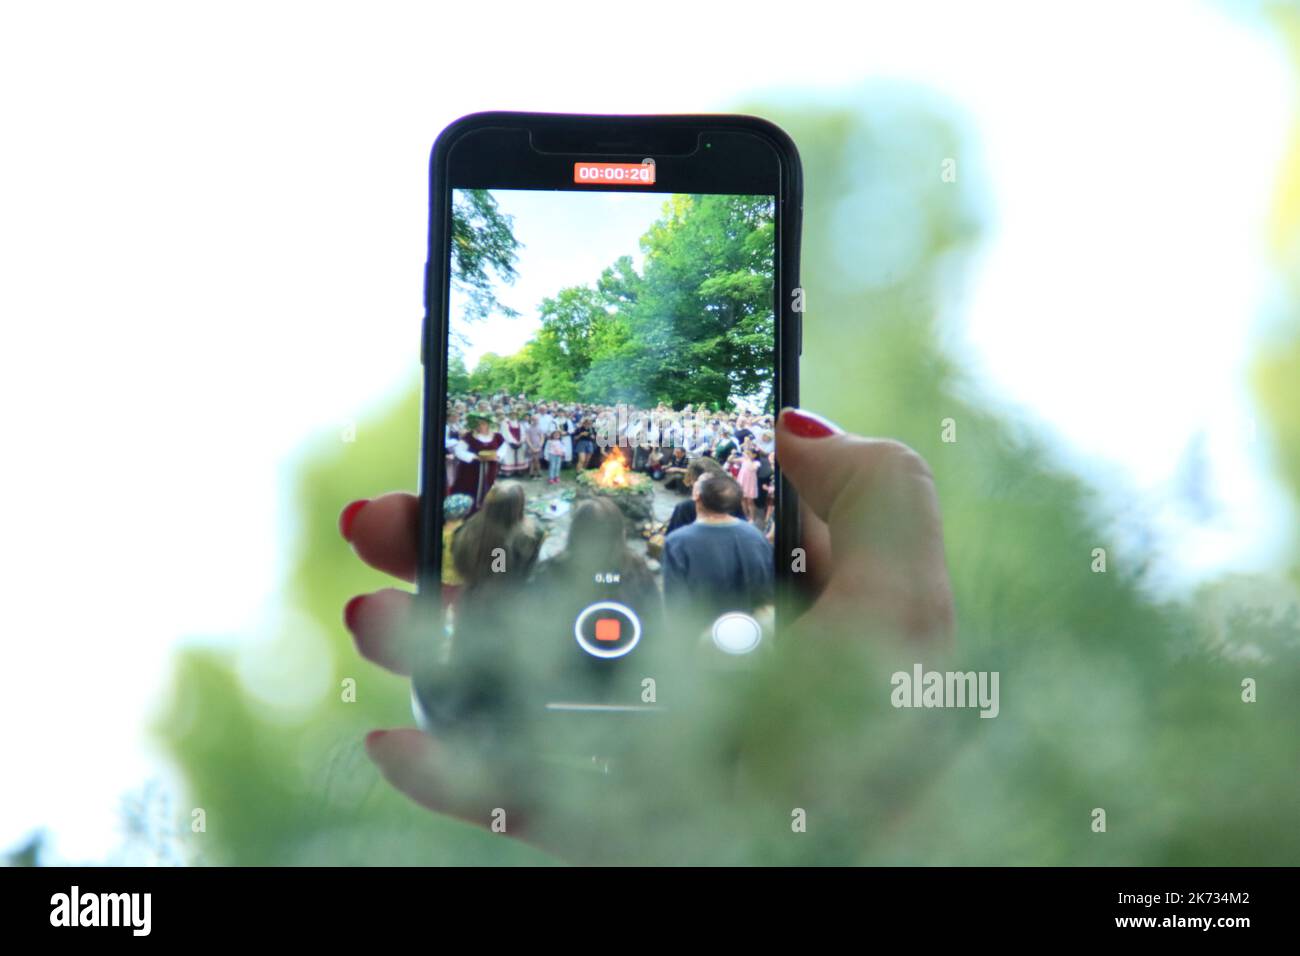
[421,258,430,364]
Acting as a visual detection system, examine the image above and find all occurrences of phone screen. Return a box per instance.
[433,180,780,713]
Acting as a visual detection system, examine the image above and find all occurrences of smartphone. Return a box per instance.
[413,112,802,760]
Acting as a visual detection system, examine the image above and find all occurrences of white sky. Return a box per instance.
[0,0,1293,861]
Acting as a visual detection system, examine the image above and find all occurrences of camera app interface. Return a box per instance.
[439,186,778,703]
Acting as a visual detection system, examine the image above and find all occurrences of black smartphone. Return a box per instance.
[413,111,802,760]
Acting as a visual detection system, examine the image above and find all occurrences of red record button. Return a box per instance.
[574,601,641,659]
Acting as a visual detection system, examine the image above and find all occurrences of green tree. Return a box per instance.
[451,188,522,324]
[534,285,610,382]
[475,195,775,409]
[446,353,471,394]
[632,193,775,408]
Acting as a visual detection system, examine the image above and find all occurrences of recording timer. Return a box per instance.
[573,160,656,185]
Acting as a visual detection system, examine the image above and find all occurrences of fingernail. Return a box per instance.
[343,594,366,633]
[339,499,369,541]
[365,729,387,750]
[779,407,840,438]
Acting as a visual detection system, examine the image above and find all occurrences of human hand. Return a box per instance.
[772,408,955,644]
[339,406,954,859]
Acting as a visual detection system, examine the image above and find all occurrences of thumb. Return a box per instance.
[775,408,955,644]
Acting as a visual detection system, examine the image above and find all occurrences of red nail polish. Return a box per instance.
[365,729,387,749]
[339,499,369,541]
[780,408,839,438]
[344,594,366,632]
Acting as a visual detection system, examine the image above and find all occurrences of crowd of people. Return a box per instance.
[440,391,778,645]
[444,392,778,522]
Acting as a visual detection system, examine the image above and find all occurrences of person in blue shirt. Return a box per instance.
[664,458,746,536]
[661,471,773,620]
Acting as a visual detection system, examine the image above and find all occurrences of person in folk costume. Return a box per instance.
[444,409,465,491]
[498,405,528,477]
[448,411,506,512]
[560,409,575,465]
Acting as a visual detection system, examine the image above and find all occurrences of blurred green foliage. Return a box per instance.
[157,46,1300,863]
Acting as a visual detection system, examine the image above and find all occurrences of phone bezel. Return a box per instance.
[417,110,803,680]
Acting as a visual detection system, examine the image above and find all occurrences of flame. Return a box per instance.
[594,446,633,488]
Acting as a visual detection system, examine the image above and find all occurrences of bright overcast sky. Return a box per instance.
[0,0,1293,861]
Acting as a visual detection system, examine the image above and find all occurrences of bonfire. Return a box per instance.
[592,446,638,489]
[576,446,654,523]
